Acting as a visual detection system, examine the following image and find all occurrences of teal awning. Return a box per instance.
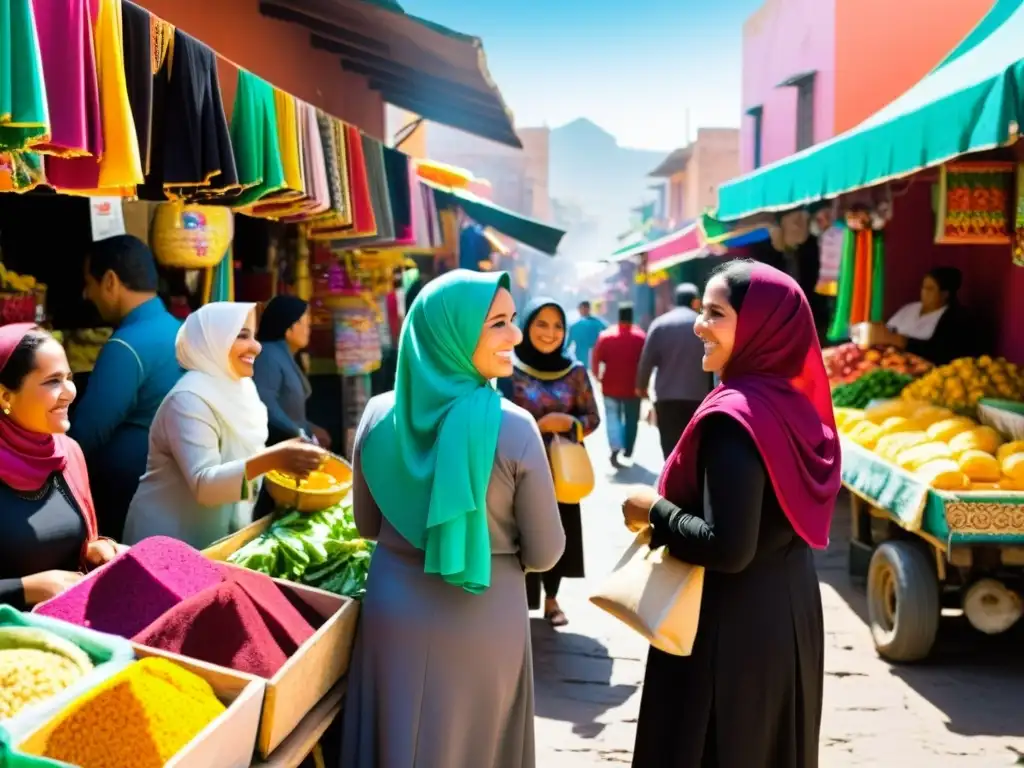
[429,184,566,256]
[716,0,1024,221]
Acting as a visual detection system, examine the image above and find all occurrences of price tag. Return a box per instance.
[89,197,126,242]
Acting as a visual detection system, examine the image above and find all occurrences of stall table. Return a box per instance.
[251,681,346,768]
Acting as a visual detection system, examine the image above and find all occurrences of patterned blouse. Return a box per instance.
[502,363,601,437]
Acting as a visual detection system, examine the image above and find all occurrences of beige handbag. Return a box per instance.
[589,527,705,656]
[548,421,595,504]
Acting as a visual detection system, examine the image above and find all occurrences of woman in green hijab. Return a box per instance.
[340,269,565,768]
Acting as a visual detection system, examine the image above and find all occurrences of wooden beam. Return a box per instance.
[379,90,520,148]
[258,2,388,54]
[365,76,508,123]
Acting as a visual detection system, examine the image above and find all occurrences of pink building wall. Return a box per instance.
[740,0,835,172]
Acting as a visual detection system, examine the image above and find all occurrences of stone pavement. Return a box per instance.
[531,417,1024,767]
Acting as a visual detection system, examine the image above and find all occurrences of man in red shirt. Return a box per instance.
[591,303,647,467]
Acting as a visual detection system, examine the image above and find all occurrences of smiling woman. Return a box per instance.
[123,302,326,549]
[0,324,122,611]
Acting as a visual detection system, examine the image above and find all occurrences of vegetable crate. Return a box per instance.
[843,440,1024,664]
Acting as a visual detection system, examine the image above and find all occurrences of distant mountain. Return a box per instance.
[548,119,670,260]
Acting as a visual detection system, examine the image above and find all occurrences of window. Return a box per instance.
[747,106,764,169]
[795,75,816,151]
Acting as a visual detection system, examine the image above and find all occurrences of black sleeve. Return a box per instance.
[904,306,976,365]
[648,415,765,573]
[0,579,27,611]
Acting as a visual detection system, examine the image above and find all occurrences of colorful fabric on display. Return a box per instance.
[934,162,1014,244]
[383,146,413,241]
[827,228,856,342]
[332,135,393,245]
[869,231,886,323]
[360,270,511,594]
[230,70,286,208]
[120,0,153,174]
[0,0,49,151]
[0,150,45,192]
[341,124,376,237]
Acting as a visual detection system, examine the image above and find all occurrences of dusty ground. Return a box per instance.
[532,418,1024,767]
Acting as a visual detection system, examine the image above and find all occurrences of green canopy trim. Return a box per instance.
[715,0,1024,222]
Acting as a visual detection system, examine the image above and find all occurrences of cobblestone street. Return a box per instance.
[532,417,1024,767]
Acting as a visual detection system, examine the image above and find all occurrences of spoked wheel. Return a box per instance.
[867,541,940,663]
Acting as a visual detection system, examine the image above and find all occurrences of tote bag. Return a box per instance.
[548,421,595,504]
[589,527,704,656]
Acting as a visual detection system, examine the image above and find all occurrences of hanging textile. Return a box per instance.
[815,224,844,297]
[303,110,352,236]
[229,70,286,208]
[383,147,413,242]
[121,0,154,174]
[827,228,856,342]
[869,231,886,323]
[0,0,50,151]
[344,125,376,236]
[0,150,45,193]
[934,162,1014,245]
[332,136,393,246]
[826,227,886,341]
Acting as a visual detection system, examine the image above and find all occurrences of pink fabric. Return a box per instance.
[0,324,98,554]
[657,264,841,549]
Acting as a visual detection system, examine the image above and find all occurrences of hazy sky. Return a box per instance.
[401,0,764,150]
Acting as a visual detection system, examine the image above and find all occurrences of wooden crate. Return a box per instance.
[203,516,273,561]
[19,653,265,768]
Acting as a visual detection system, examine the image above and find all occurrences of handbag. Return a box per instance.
[589,527,705,656]
[548,420,595,504]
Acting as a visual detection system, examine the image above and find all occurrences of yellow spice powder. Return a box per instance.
[38,657,226,768]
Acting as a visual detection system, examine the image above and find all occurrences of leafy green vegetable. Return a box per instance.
[227,501,374,599]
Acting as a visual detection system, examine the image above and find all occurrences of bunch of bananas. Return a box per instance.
[0,264,37,293]
[901,356,1024,412]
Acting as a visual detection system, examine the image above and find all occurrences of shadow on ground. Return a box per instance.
[818,492,1024,740]
[531,620,638,739]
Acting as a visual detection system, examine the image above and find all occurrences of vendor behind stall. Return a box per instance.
[867,267,975,365]
[71,235,183,538]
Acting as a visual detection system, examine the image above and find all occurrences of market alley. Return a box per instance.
[532,413,1024,767]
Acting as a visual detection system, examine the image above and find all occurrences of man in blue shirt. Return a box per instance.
[567,300,607,368]
[71,235,183,537]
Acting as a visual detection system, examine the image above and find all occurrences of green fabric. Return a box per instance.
[230,72,286,208]
[430,183,565,256]
[360,269,511,593]
[715,0,1024,221]
[0,0,49,150]
[869,232,886,323]
[827,228,857,341]
[210,246,233,303]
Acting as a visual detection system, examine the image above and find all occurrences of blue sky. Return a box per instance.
[401,0,764,150]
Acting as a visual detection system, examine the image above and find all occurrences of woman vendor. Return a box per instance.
[252,296,330,447]
[865,267,975,365]
[0,325,122,610]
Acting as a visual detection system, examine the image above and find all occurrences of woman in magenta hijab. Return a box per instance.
[622,260,841,768]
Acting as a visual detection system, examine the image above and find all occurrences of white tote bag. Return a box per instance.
[589,527,705,656]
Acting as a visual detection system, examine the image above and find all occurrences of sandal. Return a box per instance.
[545,608,569,627]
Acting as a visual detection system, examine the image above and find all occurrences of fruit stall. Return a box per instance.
[831,355,1024,662]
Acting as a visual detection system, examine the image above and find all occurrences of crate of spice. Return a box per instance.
[13,654,264,768]
[33,537,359,759]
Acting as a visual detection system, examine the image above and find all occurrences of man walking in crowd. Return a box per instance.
[636,283,711,459]
[72,235,183,537]
[592,303,646,467]
[567,300,606,368]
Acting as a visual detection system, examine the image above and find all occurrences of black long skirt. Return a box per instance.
[631,542,824,767]
[526,502,584,609]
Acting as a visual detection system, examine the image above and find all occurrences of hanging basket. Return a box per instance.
[151,203,233,269]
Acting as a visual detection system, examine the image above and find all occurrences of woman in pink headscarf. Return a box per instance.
[622,260,841,768]
[0,324,120,610]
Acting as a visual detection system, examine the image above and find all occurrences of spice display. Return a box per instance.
[30,657,225,768]
[901,356,1024,412]
[229,502,374,599]
[824,343,931,385]
[831,369,914,409]
[133,568,317,678]
[0,627,94,719]
[36,536,225,638]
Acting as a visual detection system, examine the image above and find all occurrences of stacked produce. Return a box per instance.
[228,502,374,599]
[824,343,931,385]
[37,536,323,678]
[22,657,225,768]
[63,328,114,373]
[831,369,915,409]
[901,355,1024,412]
[0,627,94,720]
[836,400,1024,490]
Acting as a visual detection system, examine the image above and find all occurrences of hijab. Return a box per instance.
[658,263,841,548]
[513,297,575,376]
[168,303,269,458]
[257,296,309,343]
[360,269,510,594]
[0,324,98,557]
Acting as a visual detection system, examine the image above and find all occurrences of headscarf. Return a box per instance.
[257,296,309,343]
[513,297,575,376]
[658,264,841,548]
[360,269,510,593]
[167,303,269,458]
[0,324,98,560]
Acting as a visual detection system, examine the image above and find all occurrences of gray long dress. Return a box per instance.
[340,392,566,768]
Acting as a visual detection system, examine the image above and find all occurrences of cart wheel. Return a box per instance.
[867,541,940,662]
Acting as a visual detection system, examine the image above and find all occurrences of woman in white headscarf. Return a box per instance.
[123,302,325,548]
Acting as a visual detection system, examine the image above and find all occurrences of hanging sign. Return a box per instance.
[89,197,126,242]
[934,162,1014,245]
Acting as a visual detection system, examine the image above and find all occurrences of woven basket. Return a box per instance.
[151,203,233,269]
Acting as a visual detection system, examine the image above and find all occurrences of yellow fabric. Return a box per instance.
[273,89,303,200]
